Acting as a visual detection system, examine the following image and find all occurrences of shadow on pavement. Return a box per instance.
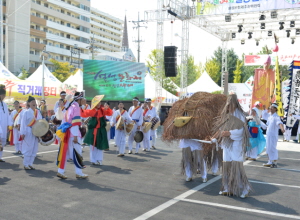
[0,177,11,185]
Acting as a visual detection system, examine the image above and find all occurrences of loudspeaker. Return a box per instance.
[164,46,177,77]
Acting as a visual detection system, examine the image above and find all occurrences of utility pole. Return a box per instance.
[130,12,147,63]
[87,33,99,60]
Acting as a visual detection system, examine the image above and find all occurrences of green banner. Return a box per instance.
[83,60,145,101]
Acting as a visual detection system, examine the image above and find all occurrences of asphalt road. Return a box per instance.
[1,133,300,220]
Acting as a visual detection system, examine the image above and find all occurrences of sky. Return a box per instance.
[91,0,298,66]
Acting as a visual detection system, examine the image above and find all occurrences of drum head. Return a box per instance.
[32,119,49,137]
[106,121,111,131]
[116,117,124,130]
[134,131,144,143]
[143,122,152,133]
[126,123,134,134]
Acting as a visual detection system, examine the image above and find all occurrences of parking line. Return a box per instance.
[181,199,300,220]
[2,150,58,159]
[249,180,300,189]
[133,176,222,220]
[246,164,300,173]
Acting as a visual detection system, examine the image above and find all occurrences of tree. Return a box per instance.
[205,58,221,85]
[233,59,243,83]
[50,59,77,82]
[18,67,29,80]
[146,49,178,95]
[173,56,202,87]
[212,47,239,83]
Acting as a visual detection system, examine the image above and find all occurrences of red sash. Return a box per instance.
[130,106,140,117]
[27,109,38,127]
[13,109,22,121]
[116,110,125,122]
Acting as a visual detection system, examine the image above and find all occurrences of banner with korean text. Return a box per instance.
[244,54,300,66]
[197,0,300,16]
[251,69,276,108]
[83,60,145,101]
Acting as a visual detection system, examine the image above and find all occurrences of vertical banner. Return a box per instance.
[251,69,276,108]
[285,61,300,127]
[275,56,284,116]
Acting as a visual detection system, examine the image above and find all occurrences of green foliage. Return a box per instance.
[233,59,243,83]
[50,59,77,82]
[205,58,221,85]
[211,90,222,94]
[18,67,29,80]
[173,56,202,87]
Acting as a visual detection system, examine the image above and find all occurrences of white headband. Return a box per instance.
[271,103,278,108]
[61,92,66,96]
[133,99,139,101]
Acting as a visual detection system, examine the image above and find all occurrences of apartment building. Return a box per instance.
[2,0,123,74]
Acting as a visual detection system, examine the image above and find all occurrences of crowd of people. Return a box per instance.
[0,85,161,179]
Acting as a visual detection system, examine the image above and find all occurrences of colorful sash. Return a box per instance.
[72,116,81,126]
[143,108,149,116]
[13,109,22,121]
[56,123,72,169]
[8,126,13,145]
[61,99,67,111]
[130,106,140,117]
[116,110,125,122]
[28,109,38,127]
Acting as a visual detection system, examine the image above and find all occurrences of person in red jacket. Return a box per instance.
[80,95,113,165]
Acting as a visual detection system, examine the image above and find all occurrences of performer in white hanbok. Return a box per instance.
[142,99,156,152]
[10,101,23,154]
[127,97,143,154]
[263,103,285,168]
[20,96,42,170]
[112,102,132,156]
[146,100,160,150]
[179,139,208,183]
[104,102,113,144]
[54,91,69,113]
[213,94,251,198]
[0,85,13,162]
[292,115,300,143]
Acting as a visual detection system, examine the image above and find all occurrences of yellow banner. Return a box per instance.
[275,56,284,116]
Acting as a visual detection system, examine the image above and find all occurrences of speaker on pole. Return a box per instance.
[164,46,178,77]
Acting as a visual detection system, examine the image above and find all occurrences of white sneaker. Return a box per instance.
[98,161,103,165]
[212,173,218,176]
[240,193,248,199]
[202,178,207,183]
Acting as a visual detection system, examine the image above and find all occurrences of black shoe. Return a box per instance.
[270,163,277,168]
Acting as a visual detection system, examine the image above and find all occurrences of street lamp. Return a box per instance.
[71,44,81,68]
[40,46,50,100]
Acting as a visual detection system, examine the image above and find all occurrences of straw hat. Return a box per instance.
[32,119,49,137]
[91,95,105,109]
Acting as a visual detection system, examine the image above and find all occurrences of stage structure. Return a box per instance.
[144,0,300,110]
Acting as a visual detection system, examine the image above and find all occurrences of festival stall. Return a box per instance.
[145,73,179,104]
[184,71,221,96]
[61,69,83,95]
[0,63,62,109]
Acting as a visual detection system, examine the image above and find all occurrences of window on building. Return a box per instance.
[66,34,70,39]
[43,28,48,32]
[35,38,40,43]
[60,44,64,49]
[35,63,39,68]
[60,33,64,37]
[36,25,40,30]
[30,50,35,55]
[66,57,70,61]
[43,40,47,44]
[61,9,65,14]
[44,15,48,20]
[30,25,35,29]
[60,55,64,60]
[36,0,41,5]
[36,13,41,18]
[67,23,71,27]
[67,12,71,16]
[55,44,59,47]
[66,46,70,50]
[44,3,48,7]
[61,21,65,25]
[30,63,35,67]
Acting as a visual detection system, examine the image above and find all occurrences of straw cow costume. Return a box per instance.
[80,95,113,165]
[56,92,88,179]
[20,96,42,170]
[163,92,227,183]
[0,84,12,162]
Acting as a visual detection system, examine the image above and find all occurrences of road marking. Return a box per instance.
[133,176,222,220]
[181,199,300,220]
[260,156,300,161]
[246,164,300,173]
[2,150,58,159]
[249,180,300,189]
[3,150,16,153]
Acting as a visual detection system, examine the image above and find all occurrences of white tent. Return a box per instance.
[185,71,221,96]
[27,64,61,84]
[62,69,83,92]
[0,61,19,80]
[145,74,179,103]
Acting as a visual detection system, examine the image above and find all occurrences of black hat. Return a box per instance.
[13,100,20,104]
[133,97,139,101]
[0,84,6,95]
[27,96,35,103]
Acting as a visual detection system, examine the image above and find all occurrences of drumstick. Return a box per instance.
[191,138,219,151]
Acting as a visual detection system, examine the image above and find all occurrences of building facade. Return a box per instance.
[1,0,123,74]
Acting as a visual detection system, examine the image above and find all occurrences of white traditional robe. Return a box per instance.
[112,110,132,154]
[20,108,42,167]
[149,106,160,147]
[266,112,283,161]
[0,101,12,158]
[10,109,23,152]
[142,106,157,151]
[127,106,143,153]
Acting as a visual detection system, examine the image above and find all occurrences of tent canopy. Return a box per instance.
[27,64,61,84]
[63,69,83,91]
[186,71,221,96]
[0,62,19,80]
[145,74,179,104]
